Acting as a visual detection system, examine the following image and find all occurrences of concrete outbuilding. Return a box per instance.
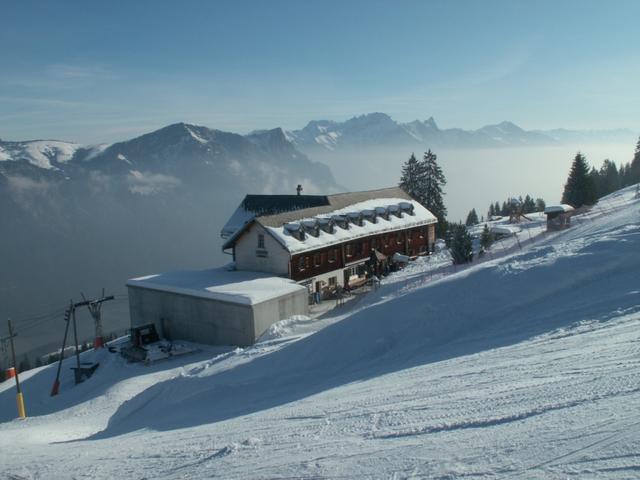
[127,268,308,347]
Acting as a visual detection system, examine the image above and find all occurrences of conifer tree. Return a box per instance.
[421,149,448,237]
[465,208,479,226]
[599,159,620,197]
[561,152,597,207]
[480,223,493,252]
[522,195,536,213]
[535,198,546,212]
[399,153,424,200]
[630,136,640,185]
[449,223,473,265]
[494,202,500,216]
[619,163,629,187]
[488,203,495,218]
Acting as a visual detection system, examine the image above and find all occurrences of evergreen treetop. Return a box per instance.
[561,152,597,208]
[399,149,448,237]
[449,223,473,265]
[465,208,479,226]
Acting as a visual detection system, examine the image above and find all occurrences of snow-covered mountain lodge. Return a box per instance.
[126,186,436,348]
[221,186,437,296]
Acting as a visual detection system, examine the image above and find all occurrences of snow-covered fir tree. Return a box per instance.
[399,149,447,237]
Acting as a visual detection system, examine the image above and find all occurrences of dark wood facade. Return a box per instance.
[289,224,435,282]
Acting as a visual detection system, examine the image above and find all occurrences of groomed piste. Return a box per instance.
[1,185,639,479]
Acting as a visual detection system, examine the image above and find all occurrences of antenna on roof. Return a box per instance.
[296,184,303,196]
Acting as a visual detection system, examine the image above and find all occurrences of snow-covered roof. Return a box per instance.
[264,198,436,254]
[220,205,258,239]
[127,268,306,306]
[222,187,437,254]
[490,225,521,236]
[544,204,575,215]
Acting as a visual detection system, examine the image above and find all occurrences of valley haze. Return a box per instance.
[0,114,636,360]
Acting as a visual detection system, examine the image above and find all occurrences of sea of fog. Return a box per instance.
[311,143,636,221]
[7,142,635,363]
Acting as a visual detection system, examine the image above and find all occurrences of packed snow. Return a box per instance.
[1,185,639,479]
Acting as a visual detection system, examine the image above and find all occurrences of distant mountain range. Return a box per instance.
[283,113,636,152]
[0,123,336,190]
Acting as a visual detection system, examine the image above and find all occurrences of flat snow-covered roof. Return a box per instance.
[265,197,437,254]
[127,268,306,306]
[544,204,575,214]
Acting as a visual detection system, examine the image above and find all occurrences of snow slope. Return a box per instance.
[1,186,639,479]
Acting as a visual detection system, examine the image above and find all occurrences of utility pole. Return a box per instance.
[51,302,73,397]
[71,304,82,385]
[6,320,26,418]
[81,290,114,349]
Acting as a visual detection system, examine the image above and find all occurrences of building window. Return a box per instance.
[314,253,321,267]
[298,256,305,271]
[328,249,336,263]
[371,237,378,249]
[396,232,403,244]
[345,244,353,257]
[329,276,337,286]
[354,242,362,256]
[420,227,427,239]
[258,234,265,249]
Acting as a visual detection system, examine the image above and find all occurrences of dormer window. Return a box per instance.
[285,223,306,241]
[332,215,349,230]
[362,209,377,224]
[303,220,320,237]
[399,202,415,216]
[318,218,335,234]
[375,207,389,220]
[347,212,363,227]
[388,205,402,218]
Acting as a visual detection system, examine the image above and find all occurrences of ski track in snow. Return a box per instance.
[1,186,639,479]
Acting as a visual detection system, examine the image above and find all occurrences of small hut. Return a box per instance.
[544,204,574,231]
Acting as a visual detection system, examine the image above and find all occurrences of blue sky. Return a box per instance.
[1,0,639,143]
